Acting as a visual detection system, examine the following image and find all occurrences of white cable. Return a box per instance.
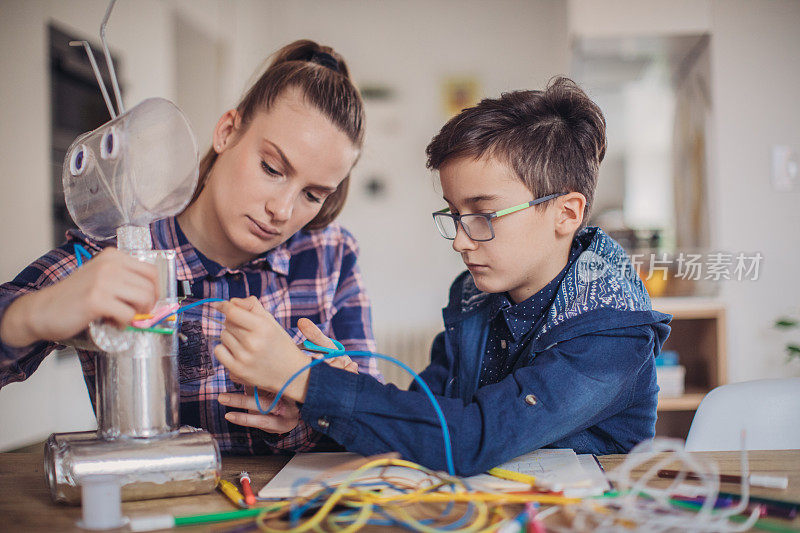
[552,437,761,532]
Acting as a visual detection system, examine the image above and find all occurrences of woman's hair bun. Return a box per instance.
[271,39,350,78]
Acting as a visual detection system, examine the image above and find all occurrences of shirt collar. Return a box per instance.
[500,276,562,341]
[489,238,584,342]
[263,244,291,276]
[150,217,291,280]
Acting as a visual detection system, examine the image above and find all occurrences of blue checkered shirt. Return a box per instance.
[0,217,381,454]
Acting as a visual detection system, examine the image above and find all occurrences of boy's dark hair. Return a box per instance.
[426,77,606,227]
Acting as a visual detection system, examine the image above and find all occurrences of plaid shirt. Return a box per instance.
[0,217,380,454]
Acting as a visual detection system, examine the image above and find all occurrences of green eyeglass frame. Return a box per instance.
[432,192,567,242]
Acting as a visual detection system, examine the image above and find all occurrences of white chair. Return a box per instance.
[685,378,800,451]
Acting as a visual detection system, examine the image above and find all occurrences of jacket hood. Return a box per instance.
[444,227,672,346]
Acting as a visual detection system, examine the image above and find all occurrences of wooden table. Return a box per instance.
[1,449,798,531]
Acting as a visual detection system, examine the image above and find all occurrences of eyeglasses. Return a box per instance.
[432,192,567,242]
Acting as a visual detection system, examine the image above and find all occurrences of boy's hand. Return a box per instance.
[298,318,359,374]
[217,388,301,434]
[0,247,159,347]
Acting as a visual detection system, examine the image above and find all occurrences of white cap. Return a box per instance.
[750,474,789,490]
[76,474,127,530]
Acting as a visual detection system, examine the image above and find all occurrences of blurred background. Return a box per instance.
[1,0,798,449]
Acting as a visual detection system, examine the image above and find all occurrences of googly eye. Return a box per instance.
[100,127,120,159]
[69,145,88,176]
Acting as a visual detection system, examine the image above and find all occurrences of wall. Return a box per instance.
[568,0,800,381]
[0,0,234,449]
[230,0,570,332]
[568,0,712,38]
[708,0,800,380]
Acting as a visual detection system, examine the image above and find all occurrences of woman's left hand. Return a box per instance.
[218,387,300,434]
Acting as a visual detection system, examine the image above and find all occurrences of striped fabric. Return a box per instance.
[0,217,380,454]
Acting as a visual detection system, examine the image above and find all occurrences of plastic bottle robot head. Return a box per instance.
[62,0,198,241]
[63,98,198,240]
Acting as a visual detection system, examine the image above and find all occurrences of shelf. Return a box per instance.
[651,297,725,319]
[651,297,726,438]
[657,391,707,411]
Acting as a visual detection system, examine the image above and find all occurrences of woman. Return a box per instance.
[0,40,380,454]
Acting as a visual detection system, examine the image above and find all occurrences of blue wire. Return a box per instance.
[289,477,325,523]
[150,298,225,327]
[73,243,93,267]
[274,382,467,528]
[71,244,221,332]
[253,339,456,476]
[347,498,470,531]
[291,478,408,521]
[289,480,401,525]
[337,507,437,529]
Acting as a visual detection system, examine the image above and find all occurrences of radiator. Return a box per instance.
[373,327,442,388]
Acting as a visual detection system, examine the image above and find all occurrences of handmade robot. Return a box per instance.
[44,1,221,503]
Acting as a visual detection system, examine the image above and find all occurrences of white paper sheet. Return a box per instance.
[258,449,610,499]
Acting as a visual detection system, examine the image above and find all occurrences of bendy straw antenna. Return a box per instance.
[100,0,125,115]
[68,0,124,120]
[67,40,116,119]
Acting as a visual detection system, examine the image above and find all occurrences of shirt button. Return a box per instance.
[524,394,538,406]
[317,417,330,429]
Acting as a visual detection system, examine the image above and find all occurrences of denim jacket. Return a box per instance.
[300,227,671,475]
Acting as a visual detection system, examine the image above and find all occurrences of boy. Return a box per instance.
[215,77,671,475]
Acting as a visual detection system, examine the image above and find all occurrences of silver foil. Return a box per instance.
[44,243,221,504]
[88,248,177,354]
[116,225,153,251]
[95,335,179,438]
[93,249,179,437]
[44,428,221,503]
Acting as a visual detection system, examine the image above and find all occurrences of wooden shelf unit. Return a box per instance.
[651,297,727,438]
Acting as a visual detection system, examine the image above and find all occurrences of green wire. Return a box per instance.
[594,491,800,533]
[125,326,175,335]
[668,499,800,533]
[174,505,283,526]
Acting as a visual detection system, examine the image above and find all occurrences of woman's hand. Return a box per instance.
[218,387,301,434]
[0,247,159,347]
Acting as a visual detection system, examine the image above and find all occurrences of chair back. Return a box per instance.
[685,378,800,451]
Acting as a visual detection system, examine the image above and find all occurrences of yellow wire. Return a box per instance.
[255,458,398,532]
[325,502,373,533]
[321,501,368,532]
[387,499,490,533]
[253,456,575,533]
[365,491,580,506]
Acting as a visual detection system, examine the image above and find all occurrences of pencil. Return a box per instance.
[488,467,538,485]
[128,505,287,530]
[716,491,800,512]
[239,471,256,507]
[217,479,246,508]
[658,469,789,489]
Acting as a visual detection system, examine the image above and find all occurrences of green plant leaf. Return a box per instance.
[787,344,800,361]
[775,318,798,328]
